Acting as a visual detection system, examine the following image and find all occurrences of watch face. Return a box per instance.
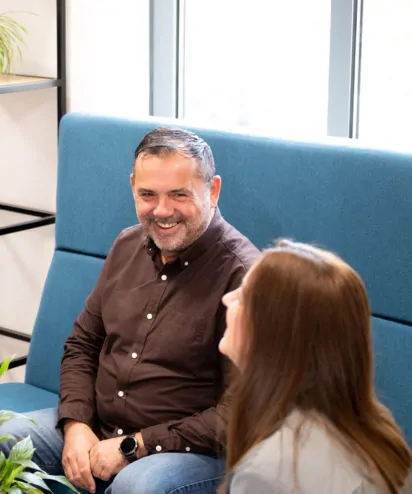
[120,436,136,455]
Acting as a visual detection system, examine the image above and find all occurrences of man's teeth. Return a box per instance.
[156,222,178,229]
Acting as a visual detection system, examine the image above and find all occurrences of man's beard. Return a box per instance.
[142,208,212,254]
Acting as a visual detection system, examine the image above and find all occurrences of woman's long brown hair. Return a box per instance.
[225,240,411,492]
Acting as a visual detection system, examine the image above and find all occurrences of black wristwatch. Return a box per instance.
[119,434,139,462]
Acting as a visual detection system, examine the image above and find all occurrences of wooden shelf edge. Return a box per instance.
[0,74,60,94]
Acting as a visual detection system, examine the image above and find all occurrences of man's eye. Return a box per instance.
[141,192,154,197]
[173,192,188,198]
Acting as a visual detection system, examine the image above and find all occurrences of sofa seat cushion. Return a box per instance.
[0,383,58,412]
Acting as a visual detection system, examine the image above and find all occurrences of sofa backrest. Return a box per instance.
[25,113,412,444]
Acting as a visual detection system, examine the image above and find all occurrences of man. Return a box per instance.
[1,127,259,494]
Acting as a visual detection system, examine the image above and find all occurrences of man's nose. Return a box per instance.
[153,196,174,218]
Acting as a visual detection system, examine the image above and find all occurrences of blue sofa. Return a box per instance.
[1,114,412,491]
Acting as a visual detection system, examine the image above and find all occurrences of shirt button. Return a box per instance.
[161,274,167,281]
[118,390,125,397]
[184,261,189,266]
[185,446,191,452]
[118,429,123,435]
[155,445,162,452]
[131,352,138,359]
[147,313,153,320]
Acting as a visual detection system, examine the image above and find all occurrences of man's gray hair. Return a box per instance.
[134,127,215,184]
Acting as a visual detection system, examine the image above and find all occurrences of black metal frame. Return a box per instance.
[0,328,31,369]
[0,327,31,343]
[0,203,55,236]
[0,0,66,369]
[57,0,67,122]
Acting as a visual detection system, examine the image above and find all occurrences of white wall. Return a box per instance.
[0,0,57,382]
[0,0,149,383]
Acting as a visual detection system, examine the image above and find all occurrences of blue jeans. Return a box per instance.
[0,408,225,494]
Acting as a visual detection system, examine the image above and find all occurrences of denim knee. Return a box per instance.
[107,462,165,494]
[0,416,34,455]
[105,453,224,494]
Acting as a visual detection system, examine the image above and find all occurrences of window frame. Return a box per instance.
[149,0,364,139]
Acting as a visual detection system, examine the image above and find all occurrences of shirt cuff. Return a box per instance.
[140,422,184,454]
[57,403,96,432]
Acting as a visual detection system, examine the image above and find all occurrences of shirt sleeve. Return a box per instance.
[140,266,246,457]
[57,238,119,430]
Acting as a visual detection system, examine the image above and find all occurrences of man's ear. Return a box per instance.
[210,175,222,208]
[130,173,136,199]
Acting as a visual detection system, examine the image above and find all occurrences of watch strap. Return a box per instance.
[119,434,138,463]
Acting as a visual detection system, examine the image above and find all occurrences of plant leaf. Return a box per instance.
[14,481,43,494]
[8,436,35,463]
[11,460,45,473]
[0,455,13,484]
[0,435,16,442]
[0,356,14,378]
[14,472,51,492]
[0,13,28,74]
[0,451,6,472]
[5,487,23,494]
[0,410,36,428]
[0,462,23,490]
[37,472,80,493]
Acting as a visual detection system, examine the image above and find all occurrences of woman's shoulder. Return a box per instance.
[231,411,378,494]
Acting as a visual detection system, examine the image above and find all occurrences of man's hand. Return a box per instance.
[89,436,127,481]
[62,420,99,494]
[90,432,148,481]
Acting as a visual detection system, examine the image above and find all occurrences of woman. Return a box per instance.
[219,240,411,493]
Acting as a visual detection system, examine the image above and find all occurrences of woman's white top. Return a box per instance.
[229,411,412,494]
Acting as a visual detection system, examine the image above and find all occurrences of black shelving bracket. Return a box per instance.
[0,327,31,370]
[0,203,56,236]
[8,356,28,369]
[0,0,65,365]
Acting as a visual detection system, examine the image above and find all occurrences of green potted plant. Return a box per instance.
[0,12,28,74]
[0,357,79,493]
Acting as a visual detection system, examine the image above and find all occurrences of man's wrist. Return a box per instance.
[119,434,139,463]
[63,418,93,437]
[63,418,82,433]
[118,432,147,462]
[134,432,148,459]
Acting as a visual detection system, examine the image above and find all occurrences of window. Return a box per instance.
[357,0,412,149]
[180,0,331,138]
[68,0,150,118]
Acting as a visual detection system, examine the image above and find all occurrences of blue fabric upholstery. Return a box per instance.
[56,115,139,257]
[1,113,412,453]
[57,114,412,324]
[25,250,104,393]
[372,317,412,445]
[215,137,412,325]
[0,383,58,412]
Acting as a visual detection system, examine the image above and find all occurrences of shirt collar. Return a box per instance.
[144,208,225,267]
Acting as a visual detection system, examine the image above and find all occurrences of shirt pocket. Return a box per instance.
[150,307,207,367]
[168,307,206,344]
